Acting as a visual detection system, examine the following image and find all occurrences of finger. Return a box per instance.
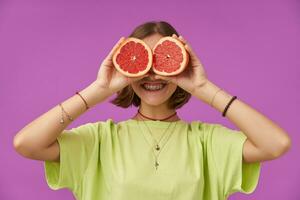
[178,35,188,45]
[171,35,196,61]
[179,35,184,40]
[172,33,178,38]
[184,44,197,60]
[171,35,198,63]
[173,34,188,47]
[176,36,195,59]
[185,43,203,66]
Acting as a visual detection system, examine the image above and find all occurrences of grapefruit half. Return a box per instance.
[152,36,189,76]
[112,37,152,77]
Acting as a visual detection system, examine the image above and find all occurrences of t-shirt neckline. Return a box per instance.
[125,118,185,128]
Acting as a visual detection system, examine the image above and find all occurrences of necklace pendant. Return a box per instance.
[155,161,159,170]
[155,144,160,151]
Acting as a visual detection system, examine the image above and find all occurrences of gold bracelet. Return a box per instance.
[59,103,74,124]
[210,88,223,107]
[76,91,90,110]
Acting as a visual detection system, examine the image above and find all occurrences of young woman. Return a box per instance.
[14,21,291,200]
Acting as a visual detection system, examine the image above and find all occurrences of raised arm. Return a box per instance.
[154,34,292,163]
[13,81,110,162]
[13,36,146,162]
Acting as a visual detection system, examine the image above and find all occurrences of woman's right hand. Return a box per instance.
[95,37,148,98]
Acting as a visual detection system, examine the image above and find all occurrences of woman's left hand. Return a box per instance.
[154,34,209,95]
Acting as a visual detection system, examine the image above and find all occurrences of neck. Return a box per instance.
[132,101,180,122]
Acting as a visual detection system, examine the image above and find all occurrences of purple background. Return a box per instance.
[1,0,299,199]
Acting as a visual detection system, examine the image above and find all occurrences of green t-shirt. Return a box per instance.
[44,118,261,200]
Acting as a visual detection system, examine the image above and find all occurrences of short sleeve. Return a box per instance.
[209,124,261,198]
[43,122,100,193]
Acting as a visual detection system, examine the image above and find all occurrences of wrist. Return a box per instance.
[79,81,111,108]
[194,80,234,113]
[193,80,228,105]
[193,80,216,104]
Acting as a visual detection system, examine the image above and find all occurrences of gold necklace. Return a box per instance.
[137,115,179,170]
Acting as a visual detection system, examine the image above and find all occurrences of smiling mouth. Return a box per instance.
[140,82,167,91]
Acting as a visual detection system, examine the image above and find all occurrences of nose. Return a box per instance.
[147,66,155,74]
[145,67,155,78]
[144,68,166,82]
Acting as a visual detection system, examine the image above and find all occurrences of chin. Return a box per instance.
[141,96,170,107]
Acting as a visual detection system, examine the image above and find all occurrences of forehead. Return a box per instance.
[142,33,164,50]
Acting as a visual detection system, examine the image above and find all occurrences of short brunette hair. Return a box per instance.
[110,21,191,110]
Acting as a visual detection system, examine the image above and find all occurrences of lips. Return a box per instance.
[139,78,168,93]
[141,83,167,91]
[139,79,167,91]
[141,82,166,85]
[139,80,168,85]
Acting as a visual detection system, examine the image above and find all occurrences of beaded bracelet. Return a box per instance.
[222,96,237,117]
[210,88,238,117]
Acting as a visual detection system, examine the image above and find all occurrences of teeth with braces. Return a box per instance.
[143,84,165,90]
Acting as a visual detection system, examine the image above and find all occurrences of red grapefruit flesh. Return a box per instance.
[112,38,152,77]
[152,36,189,76]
